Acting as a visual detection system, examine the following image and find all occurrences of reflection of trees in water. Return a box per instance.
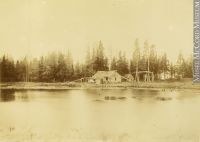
[16,90,30,101]
[0,89,15,102]
[0,90,30,102]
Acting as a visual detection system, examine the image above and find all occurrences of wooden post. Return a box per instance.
[25,57,29,82]
[147,46,150,82]
[152,73,154,82]
[135,59,139,82]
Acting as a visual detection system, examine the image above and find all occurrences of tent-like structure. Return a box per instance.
[124,74,134,82]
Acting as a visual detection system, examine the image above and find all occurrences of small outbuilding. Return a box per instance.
[159,71,171,80]
[124,74,134,82]
[92,70,122,84]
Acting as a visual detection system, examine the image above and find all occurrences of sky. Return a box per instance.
[0,0,192,63]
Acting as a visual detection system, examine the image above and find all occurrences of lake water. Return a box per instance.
[0,89,200,142]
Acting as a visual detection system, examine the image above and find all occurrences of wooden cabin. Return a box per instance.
[91,70,122,84]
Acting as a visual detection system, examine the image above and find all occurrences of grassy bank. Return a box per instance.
[0,79,199,90]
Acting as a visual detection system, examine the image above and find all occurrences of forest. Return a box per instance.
[0,40,192,82]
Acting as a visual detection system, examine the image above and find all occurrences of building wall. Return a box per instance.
[94,75,121,84]
[110,76,121,83]
[92,71,122,84]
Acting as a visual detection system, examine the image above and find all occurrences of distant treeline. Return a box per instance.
[0,40,192,82]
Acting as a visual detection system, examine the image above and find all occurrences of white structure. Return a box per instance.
[159,71,171,80]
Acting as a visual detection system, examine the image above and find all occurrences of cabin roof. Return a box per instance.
[92,70,121,79]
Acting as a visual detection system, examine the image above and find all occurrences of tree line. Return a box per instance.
[0,40,192,82]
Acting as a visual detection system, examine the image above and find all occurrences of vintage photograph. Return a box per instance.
[0,0,199,141]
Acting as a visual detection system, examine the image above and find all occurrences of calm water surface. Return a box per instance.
[0,89,200,142]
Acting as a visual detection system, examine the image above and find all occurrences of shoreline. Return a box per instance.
[0,81,200,91]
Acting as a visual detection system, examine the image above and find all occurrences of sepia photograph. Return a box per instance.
[0,0,200,141]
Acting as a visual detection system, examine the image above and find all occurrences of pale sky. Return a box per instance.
[0,0,192,63]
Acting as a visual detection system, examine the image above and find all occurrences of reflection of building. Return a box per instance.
[92,70,122,84]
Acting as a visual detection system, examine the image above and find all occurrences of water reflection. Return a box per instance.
[0,90,32,102]
[0,89,200,142]
[0,89,15,102]
[15,90,30,102]
[0,88,197,103]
